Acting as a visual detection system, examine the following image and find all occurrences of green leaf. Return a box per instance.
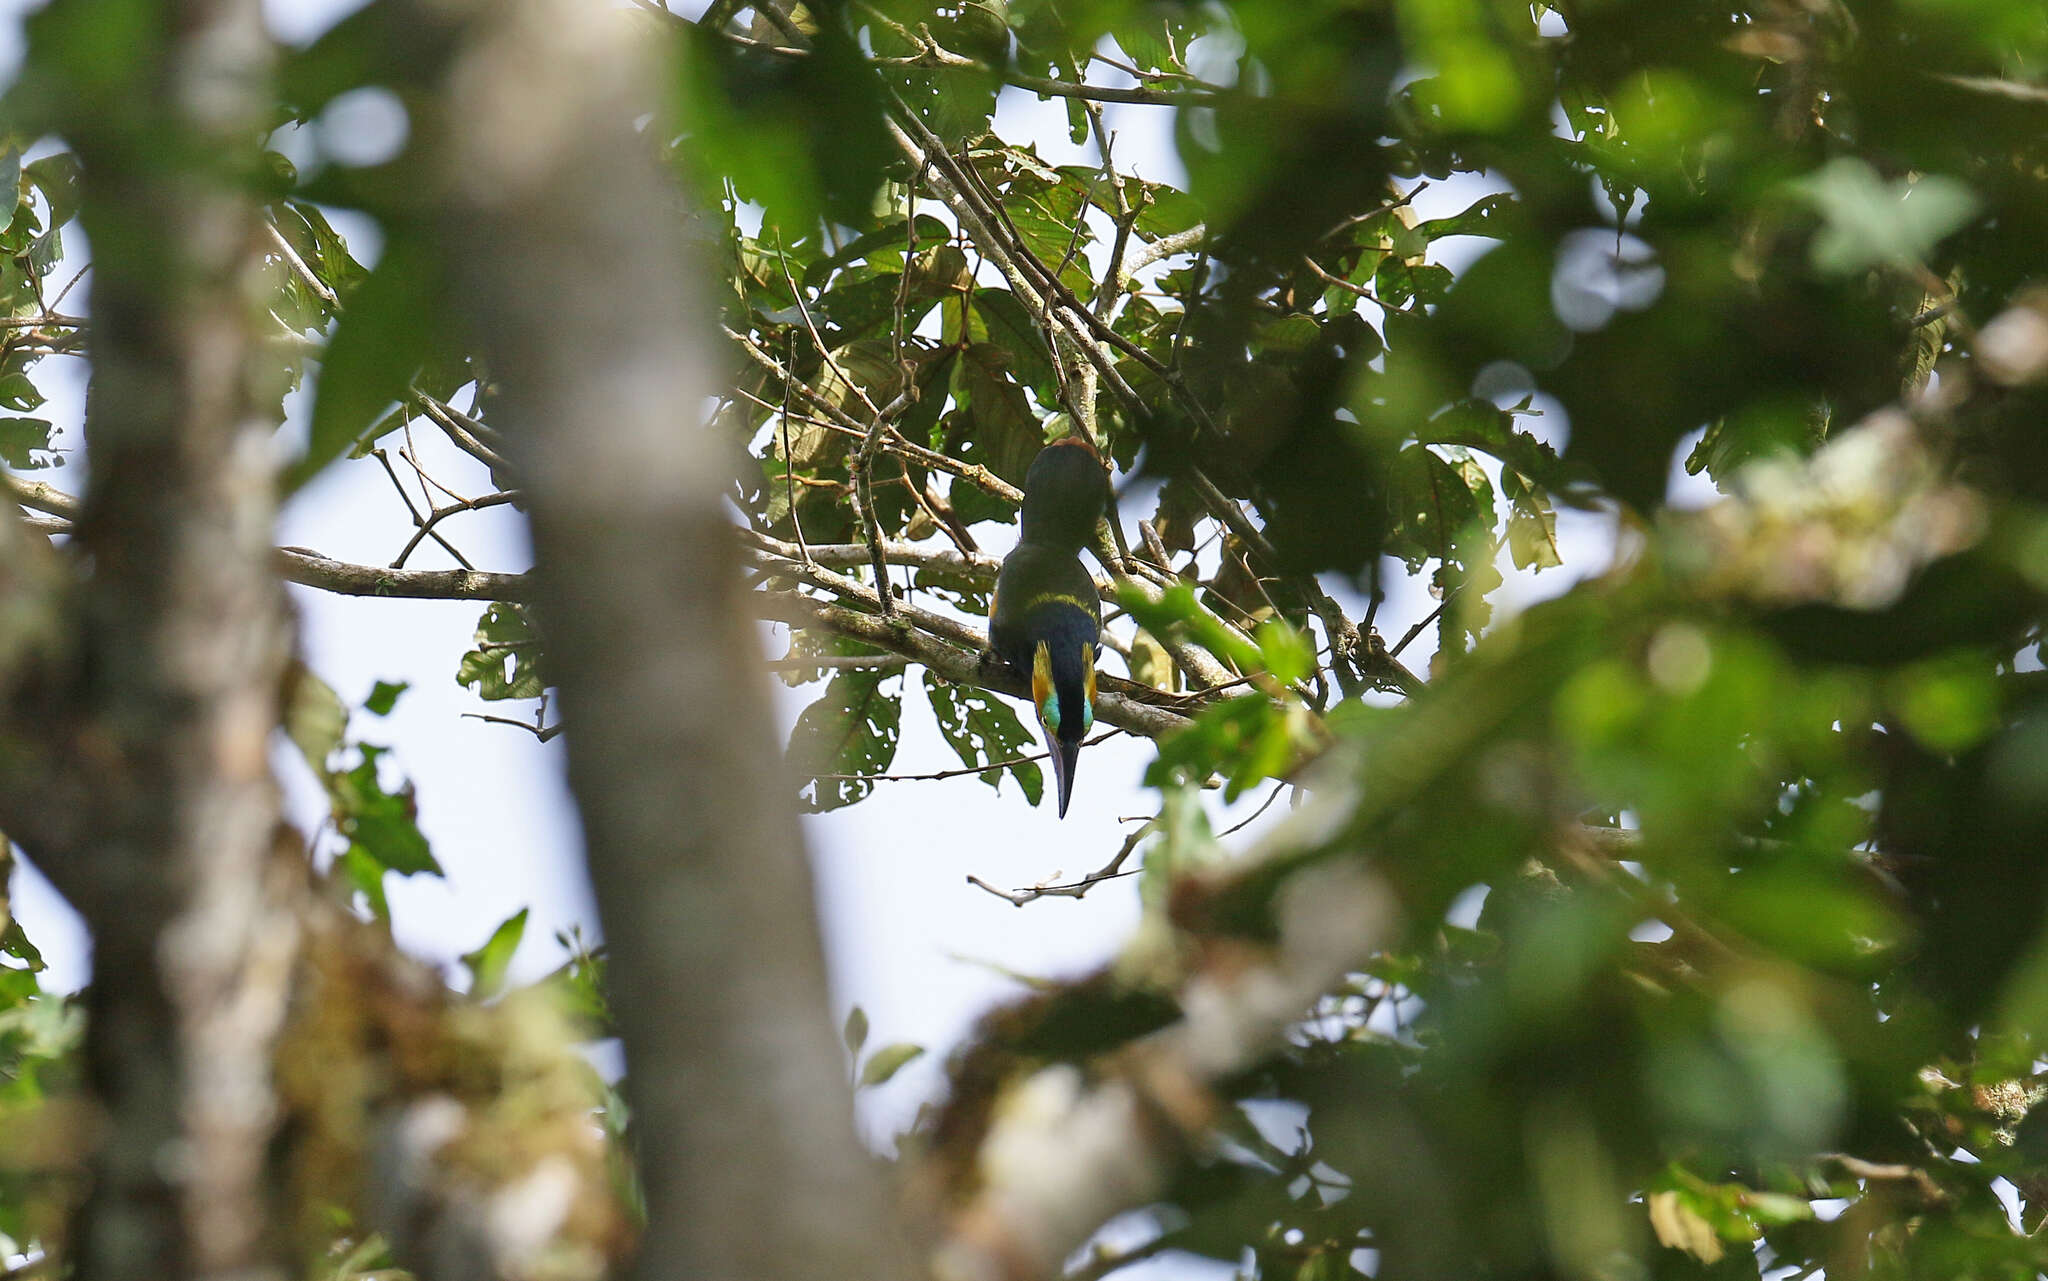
[1117,582,1262,675]
[456,604,548,702]
[27,225,60,275]
[1133,183,1205,242]
[924,670,1044,804]
[789,664,903,811]
[889,64,1000,145]
[801,214,949,287]
[973,289,1060,396]
[843,1005,869,1055]
[812,266,912,340]
[680,5,891,228]
[363,679,408,716]
[1414,191,1515,240]
[539,933,611,1033]
[0,417,51,470]
[953,342,1042,483]
[272,199,366,316]
[1254,618,1313,685]
[1255,314,1323,356]
[0,371,39,411]
[1505,495,1562,570]
[0,147,20,219]
[1792,158,1979,277]
[288,229,445,493]
[857,1041,924,1088]
[285,664,348,777]
[460,908,528,1001]
[0,918,44,973]
[23,153,80,228]
[1144,695,1299,801]
[339,844,392,920]
[332,745,440,877]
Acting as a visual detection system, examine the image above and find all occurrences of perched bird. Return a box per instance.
[989,438,1111,818]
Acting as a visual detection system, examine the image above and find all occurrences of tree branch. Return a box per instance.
[664,1,1226,106]
[425,3,908,1278]
[757,592,1192,740]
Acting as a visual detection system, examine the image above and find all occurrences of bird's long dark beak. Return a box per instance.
[1050,734,1081,819]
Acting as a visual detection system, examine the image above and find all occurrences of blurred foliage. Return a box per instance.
[7,0,2048,1278]
[671,0,2048,1278]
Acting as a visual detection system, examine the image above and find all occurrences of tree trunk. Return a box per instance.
[426,3,910,1278]
[21,3,301,1279]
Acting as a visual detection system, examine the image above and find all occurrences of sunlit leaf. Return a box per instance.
[460,908,528,1001]
[857,1041,924,1087]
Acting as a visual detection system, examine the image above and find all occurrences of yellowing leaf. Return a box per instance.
[1647,1190,1724,1264]
[858,1042,924,1088]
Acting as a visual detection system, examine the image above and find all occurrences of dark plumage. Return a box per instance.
[1018,437,1113,548]
[989,438,1109,817]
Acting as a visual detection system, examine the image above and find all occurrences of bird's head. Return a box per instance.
[1033,638,1095,818]
[1019,437,1111,550]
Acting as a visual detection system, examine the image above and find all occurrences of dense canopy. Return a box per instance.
[4,2,2048,1281]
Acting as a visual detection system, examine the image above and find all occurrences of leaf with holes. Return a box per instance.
[456,603,548,702]
[789,665,903,811]
[0,417,54,469]
[925,671,1044,804]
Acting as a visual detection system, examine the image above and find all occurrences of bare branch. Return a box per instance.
[266,218,340,310]
[277,547,532,601]
[967,820,1152,906]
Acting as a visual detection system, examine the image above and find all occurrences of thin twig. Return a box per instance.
[1391,598,1448,659]
[774,235,897,611]
[1217,781,1286,839]
[415,393,508,473]
[967,819,1153,906]
[1301,255,1387,306]
[816,729,1119,783]
[391,488,521,569]
[461,712,562,742]
[372,448,474,569]
[1063,1235,1176,1281]
[266,218,340,310]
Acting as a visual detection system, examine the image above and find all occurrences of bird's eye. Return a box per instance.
[1040,696,1061,734]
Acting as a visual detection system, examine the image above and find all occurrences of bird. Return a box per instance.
[989,437,1111,818]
